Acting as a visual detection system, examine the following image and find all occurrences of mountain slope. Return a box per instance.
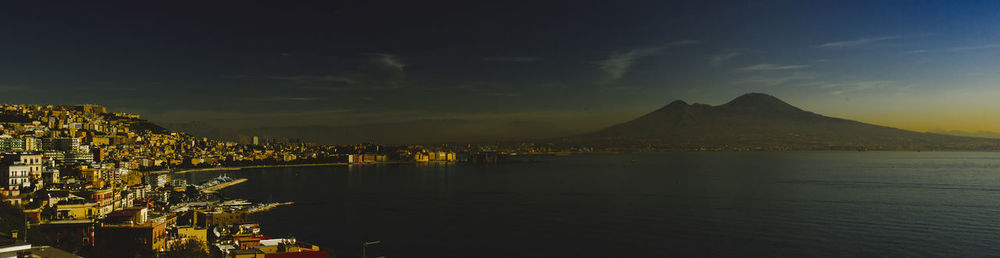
[570,93,1000,150]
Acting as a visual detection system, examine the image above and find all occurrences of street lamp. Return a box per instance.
[362,240,381,258]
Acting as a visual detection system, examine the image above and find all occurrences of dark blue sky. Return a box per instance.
[2,1,999,142]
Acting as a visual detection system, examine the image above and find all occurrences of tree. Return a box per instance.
[164,239,209,258]
[122,170,143,186]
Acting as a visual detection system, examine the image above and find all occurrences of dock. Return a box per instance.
[247,202,294,213]
[202,178,248,193]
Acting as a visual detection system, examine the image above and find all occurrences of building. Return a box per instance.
[56,201,99,220]
[414,151,457,162]
[42,137,80,152]
[348,154,386,164]
[86,189,114,216]
[4,154,43,179]
[22,137,39,152]
[0,135,24,151]
[0,153,43,191]
[0,165,30,191]
[35,220,96,252]
[95,210,176,255]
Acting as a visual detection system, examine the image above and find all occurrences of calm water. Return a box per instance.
[184,152,1000,257]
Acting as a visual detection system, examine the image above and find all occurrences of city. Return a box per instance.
[0,104,516,257]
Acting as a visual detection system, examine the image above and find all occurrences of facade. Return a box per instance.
[96,213,176,255]
[0,135,24,151]
[414,151,457,162]
[35,220,97,251]
[56,202,98,220]
[0,153,43,190]
[348,154,387,163]
[0,165,30,190]
[87,189,114,216]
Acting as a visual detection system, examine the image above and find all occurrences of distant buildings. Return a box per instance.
[348,154,387,163]
[413,151,456,163]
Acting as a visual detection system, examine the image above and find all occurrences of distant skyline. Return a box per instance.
[2,1,1000,142]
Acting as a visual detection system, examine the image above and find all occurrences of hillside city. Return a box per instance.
[0,104,522,257]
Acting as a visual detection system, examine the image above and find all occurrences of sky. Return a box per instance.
[2,1,1000,143]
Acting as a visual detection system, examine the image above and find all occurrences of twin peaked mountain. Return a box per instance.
[569,93,1000,150]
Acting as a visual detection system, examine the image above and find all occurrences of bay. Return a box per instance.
[184,152,1000,257]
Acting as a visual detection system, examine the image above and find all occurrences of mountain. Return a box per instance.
[927,129,1000,139]
[567,93,1000,151]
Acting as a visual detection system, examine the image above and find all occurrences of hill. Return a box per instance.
[565,93,1000,151]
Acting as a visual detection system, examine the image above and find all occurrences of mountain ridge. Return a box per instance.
[567,93,1000,151]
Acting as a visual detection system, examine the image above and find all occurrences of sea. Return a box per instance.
[183,152,1000,257]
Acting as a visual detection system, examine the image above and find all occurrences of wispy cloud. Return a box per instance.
[738,63,810,71]
[301,83,404,92]
[0,84,26,92]
[484,56,540,62]
[816,80,900,95]
[248,97,328,102]
[710,50,747,66]
[734,72,815,87]
[368,53,406,72]
[483,92,522,97]
[907,44,1000,54]
[596,40,699,80]
[268,75,358,84]
[239,72,402,92]
[815,36,902,49]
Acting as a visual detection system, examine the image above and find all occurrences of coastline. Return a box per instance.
[150,161,418,175]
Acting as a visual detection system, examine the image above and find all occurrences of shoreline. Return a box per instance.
[150,161,417,175]
[176,163,347,174]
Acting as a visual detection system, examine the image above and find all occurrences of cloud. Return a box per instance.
[710,50,746,66]
[734,72,815,86]
[596,40,699,80]
[484,56,540,62]
[301,83,404,92]
[268,75,358,84]
[0,84,26,92]
[368,53,406,72]
[242,70,404,92]
[817,80,900,95]
[248,97,327,102]
[815,36,902,48]
[483,92,522,97]
[907,44,1000,54]
[738,63,810,71]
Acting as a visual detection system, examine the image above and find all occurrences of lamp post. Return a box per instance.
[362,240,381,258]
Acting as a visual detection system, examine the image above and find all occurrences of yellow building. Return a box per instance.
[91,136,111,146]
[56,202,98,220]
[176,226,207,245]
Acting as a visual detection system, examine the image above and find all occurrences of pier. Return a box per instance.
[202,178,248,193]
